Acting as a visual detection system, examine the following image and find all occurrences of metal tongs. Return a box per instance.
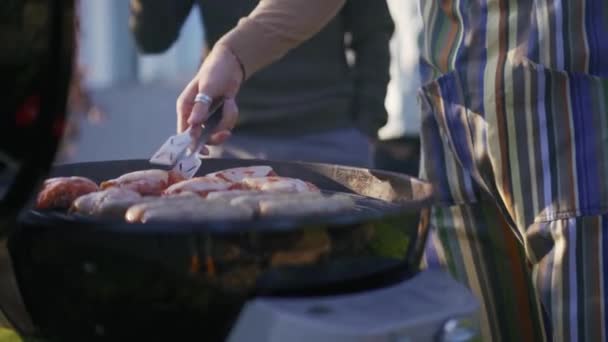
[149,98,224,178]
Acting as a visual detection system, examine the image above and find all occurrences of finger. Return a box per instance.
[217,98,239,132]
[196,145,210,156]
[189,124,202,141]
[176,79,197,132]
[207,130,232,145]
[189,95,237,143]
[176,79,198,133]
[187,97,211,129]
[187,75,223,128]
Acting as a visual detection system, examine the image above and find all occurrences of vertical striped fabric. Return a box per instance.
[418,0,608,341]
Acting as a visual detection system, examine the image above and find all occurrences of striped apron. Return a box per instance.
[418,0,608,341]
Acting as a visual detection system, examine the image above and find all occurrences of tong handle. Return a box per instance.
[187,97,225,156]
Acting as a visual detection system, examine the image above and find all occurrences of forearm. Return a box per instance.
[217,0,346,78]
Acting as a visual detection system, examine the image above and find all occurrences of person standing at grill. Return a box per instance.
[129,0,393,168]
[174,0,608,341]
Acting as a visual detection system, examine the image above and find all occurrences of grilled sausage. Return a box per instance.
[162,176,236,197]
[206,166,276,182]
[36,177,99,210]
[70,188,146,218]
[239,176,320,194]
[100,169,184,196]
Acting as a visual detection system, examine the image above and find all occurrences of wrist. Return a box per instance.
[217,42,246,83]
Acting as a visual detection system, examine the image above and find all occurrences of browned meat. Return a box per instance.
[100,169,184,196]
[36,176,99,210]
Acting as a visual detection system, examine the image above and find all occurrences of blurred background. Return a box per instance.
[65,0,422,170]
[64,0,205,163]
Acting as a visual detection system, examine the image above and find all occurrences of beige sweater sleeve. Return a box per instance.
[217,0,346,79]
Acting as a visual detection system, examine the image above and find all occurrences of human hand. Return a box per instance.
[176,44,244,154]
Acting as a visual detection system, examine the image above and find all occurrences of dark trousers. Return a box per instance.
[206,128,373,168]
[372,136,420,176]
